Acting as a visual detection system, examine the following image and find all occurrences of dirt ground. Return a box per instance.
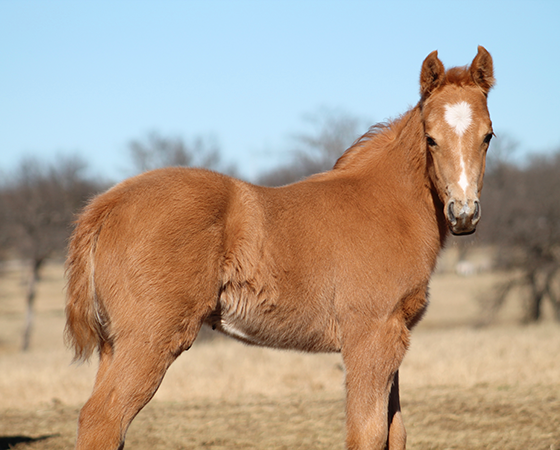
[2,385,559,449]
[1,257,560,449]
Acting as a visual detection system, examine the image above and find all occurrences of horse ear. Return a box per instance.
[420,50,445,99]
[470,46,495,94]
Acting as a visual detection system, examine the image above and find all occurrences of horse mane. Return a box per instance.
[334,64,477,172]
[333,108,419,172]
[445,66,475,88]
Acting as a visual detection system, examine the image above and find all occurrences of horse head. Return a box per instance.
[420,46,495,235]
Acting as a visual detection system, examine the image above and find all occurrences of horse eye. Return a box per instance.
[483,133,493,144]
[426,136,437,147]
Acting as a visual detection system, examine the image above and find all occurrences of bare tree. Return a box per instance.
[128,131,237,176]
[477,142,560,324]
[0,155,103,350]
[258,108,369,186]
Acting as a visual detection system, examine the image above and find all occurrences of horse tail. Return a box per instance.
[65,191,115,362]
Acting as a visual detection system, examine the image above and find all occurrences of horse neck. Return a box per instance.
[334,105,449,251]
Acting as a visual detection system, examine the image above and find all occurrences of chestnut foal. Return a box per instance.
[66,46,494,449]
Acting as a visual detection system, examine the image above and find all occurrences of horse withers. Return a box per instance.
[66,47,494,449]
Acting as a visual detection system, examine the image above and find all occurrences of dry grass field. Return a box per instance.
[1,251,559,449]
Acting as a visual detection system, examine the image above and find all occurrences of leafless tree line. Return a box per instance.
[476,139,560,323]
[0,155,104,350]
[1,111,559,350]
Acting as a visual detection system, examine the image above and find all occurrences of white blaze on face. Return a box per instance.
[444,101,472,137]
[445,101,473,195]
[458,157,469,193]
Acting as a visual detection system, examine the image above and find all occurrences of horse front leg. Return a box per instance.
[342,318,409,450]
[387,370,406,449]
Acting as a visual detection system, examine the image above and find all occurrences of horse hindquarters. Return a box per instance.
[67,170,227,449]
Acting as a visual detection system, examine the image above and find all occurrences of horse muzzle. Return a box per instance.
[445,198,481,235]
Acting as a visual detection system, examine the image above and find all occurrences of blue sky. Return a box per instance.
[1,0,559,182]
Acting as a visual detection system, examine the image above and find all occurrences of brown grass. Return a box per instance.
[1,256,559,449]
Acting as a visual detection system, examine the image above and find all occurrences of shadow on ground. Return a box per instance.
[0,435,59,449]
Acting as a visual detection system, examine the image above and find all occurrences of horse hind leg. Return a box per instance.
[75,340,173,450]
[74,317,204,450]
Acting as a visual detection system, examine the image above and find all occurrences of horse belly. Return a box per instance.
[209,289,341,352]
[213,319,266,346]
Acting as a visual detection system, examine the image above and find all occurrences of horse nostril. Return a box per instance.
[473,200,481,222]
[447,201,456,224]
